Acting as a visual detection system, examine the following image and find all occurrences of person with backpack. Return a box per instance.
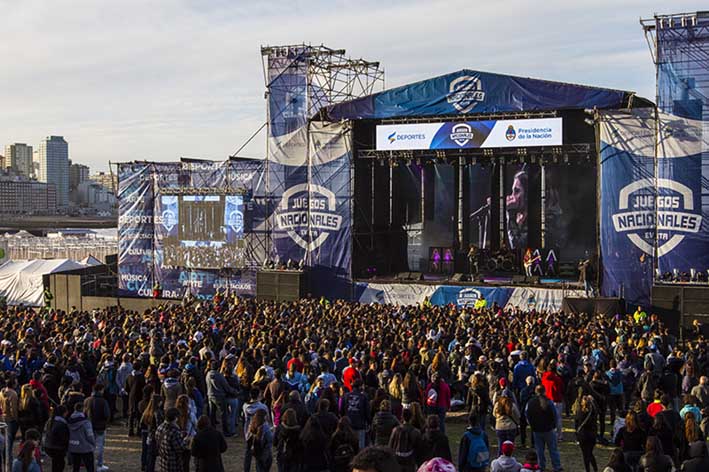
[342,379,370,449]
[458,413,490,472]
[68,401,96,472]
[44,405,70,472]
[638,365,658,405]
[274,408,303,472]
[329,417,359,472]
[389,407,424,472]
[243,388,270,471]
[525,385,562,472]
[96,359,119,421]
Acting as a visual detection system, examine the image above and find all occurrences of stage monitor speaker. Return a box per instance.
[512,275,526,284]
[396,272,410,281]
[408,272,423,281]
[530,276,541,284]
[450,273,466,282]
[256,270,306,302]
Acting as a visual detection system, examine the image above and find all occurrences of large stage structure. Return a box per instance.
[115,21,709,316]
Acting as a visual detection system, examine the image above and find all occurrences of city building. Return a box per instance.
[69,161,90,191]
[0,174,57,214]
[4,143,33,178]
[89,171,117,192]
[0,155,5,169]
[37,136,69,207]
[76,180,116,212]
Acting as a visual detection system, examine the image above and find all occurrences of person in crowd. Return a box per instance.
[142,395,165,472]
[176,394,196,472]
[350,446,400,472]
[300,416,330,472]
[68,401,95,472]
[155,407,187,472]
[575,395,599,472]
[190,416,227,472]
[12,440,40,472]
[541,360,564,442]
[494,395,520,455]
[603,448,631,472]
[18,384,44,441]
[369,397,397,446]
[45,405,70,472]
[1,377,20,454]
[681,441,709,472]
[520,451,541,472]
[84,383,110,472]
[245,409,273,472]
[638,436,673,472]
[342,379,370,449]
[614,410,647,470]
[458,413,490,472]
[274,408,303,472]
[421,414,452,462]
[390,407,424,472]
[424,372,451,434]
[126,360,146,437]
[491,440,522,472]
[205,359,237,437]
[525,385,562,472]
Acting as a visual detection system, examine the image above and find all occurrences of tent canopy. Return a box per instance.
[320,69,651,121]
[0,259,85,306]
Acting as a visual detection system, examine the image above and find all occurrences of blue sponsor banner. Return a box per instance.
[376,118,562,151]
[117,163,154,297]
[430,285,513,308]
[325,69,628,121]
[600,110,656,306]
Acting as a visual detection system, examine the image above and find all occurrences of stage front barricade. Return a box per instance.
[354,282,586,313]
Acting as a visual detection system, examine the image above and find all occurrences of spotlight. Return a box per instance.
[563,154,569,164]
[691,268,697,282]
[483,149,493,157]
[584,118,595,127]
[435,150,446,160]
[655,268,661,279]
[583,107,596,116]
[673,268,680,281]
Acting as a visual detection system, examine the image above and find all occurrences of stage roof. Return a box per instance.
[320,69,652,121]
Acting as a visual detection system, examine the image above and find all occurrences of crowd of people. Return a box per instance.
[0,294,706,472]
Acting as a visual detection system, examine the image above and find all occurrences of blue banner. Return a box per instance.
[600,110,656,306]
[117,163,154,297]
[325,69,630,121]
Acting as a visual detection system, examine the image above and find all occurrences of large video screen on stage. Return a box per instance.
[544,165,596,261]
[157,194,245,269]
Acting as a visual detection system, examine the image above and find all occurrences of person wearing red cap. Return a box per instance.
[491,441,522,472]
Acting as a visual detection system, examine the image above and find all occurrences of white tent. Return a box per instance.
[79,255,102,266]
[0,259,85,306]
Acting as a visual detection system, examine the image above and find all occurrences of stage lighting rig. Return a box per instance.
[483,149,493,157]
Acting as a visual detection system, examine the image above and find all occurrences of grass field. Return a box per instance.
[69,413,610,471]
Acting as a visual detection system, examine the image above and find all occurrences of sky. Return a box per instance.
[0,0,704,172]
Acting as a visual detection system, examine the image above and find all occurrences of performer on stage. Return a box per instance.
[523,248,533,277]
[579,258,595,297]
[468,244,479,276]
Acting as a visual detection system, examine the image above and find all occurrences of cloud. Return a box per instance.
[0,0,703,170]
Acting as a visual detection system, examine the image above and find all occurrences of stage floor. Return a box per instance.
[356,273,583,291]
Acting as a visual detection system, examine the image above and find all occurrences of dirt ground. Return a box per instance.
[42,414,613,471]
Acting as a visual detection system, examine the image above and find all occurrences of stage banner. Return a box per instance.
[506,287,583,313]
[117,163,155,297]
[430,286,513,308]
[325,69,628,121]
[181,159,227,189]
[600,109,656,306]
[354,282,438,306]
[656,16,709,276]
[376,118,562,151]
